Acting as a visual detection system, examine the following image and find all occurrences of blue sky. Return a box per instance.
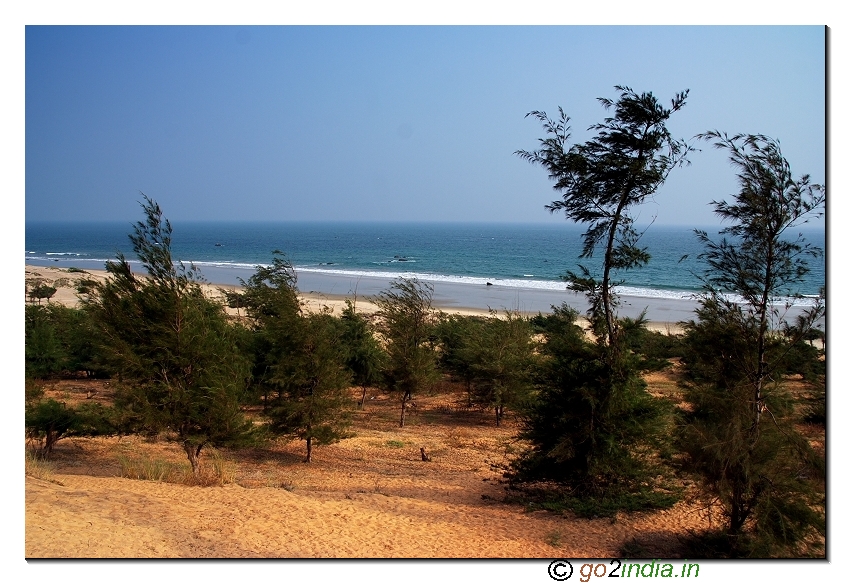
[24,25,826,226]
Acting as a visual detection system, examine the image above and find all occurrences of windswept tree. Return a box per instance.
[85,196,255,475]
[375,278,438,427]
[678,133,825,556]
[516,85,692,347]
[510,87,690,507]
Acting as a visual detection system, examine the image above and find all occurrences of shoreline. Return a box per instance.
[25,258,825,335]
[25,262,700,334]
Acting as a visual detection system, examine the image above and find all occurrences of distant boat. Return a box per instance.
[214,243,223,247]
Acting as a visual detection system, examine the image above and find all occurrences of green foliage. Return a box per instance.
[511,87,688,514]
[339,299,385,388]
[75,278,99,298]
[25,304,110,378]
[435,313,486,397]
[25,379,46,404]
[619,314,684,371]
[238,251,303,406]
[508,482,679,519]
[678,133,826,556]
[84,195,256,475]
[25,398,115,457]
[25,305,65,378]
[27,283,57,304]
[375,278,439,427]
[678,304,825,556]
[510,304,676,506]
[517,85,692,344]
[438,311,538,426]
[265,311,354,462]
[239,255,355,461]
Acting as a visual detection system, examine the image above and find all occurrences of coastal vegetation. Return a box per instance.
[25,90,826,558]
[510,86,692,512]
[80,196,257,476]
[676,132,826,556]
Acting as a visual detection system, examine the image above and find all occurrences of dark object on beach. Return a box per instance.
[420,447,431,462]
[486,282,493,286]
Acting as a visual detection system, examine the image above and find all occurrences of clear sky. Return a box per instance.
[24,24,826,226]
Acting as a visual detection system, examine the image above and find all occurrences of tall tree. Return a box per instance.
[85,196,255,475]
[375,278,438,427]
[678,132,825,556]
[509,88,690,508]
[339,299,386,408]
[516,85,692,347]
[238,251,303,409]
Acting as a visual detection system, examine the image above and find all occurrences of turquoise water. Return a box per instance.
[25,221,826,304]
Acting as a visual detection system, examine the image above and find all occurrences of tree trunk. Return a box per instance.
[43,427,58,457]
[305,435,313,463]
[359,386,368,409]
[399,390,411,427]
[183,441,202,476]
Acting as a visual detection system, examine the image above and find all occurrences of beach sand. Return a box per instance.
[23,264,825,559]
[23,264,685,333]
[25,376,716,559]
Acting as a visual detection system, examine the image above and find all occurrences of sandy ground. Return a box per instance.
[25,379,714,559]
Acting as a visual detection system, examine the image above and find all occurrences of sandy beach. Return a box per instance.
[23,263,824,560]
[25,374,720,559]
[24,263,687,333]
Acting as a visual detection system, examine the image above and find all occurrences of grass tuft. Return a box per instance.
[118,453,180,482]
[25,450,64,485]
[118,448,238,486]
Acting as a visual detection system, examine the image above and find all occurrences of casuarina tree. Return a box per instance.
[239,253,355,462]
[511,87,691,507]
[678,133,825,556]
[516,85,692,348]
[375,278,438,427]
[85,196,255,475]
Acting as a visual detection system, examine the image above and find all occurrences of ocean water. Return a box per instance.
[25,221,826,307]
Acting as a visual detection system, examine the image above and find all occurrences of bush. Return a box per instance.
[25,304,111,379]
[25,398,116,457]
[509,305,677,510]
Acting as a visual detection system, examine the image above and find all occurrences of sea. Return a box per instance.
[24,221,826,321]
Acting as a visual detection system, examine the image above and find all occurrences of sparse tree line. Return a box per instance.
[25,86,825,557]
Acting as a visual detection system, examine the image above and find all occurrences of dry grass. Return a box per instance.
[25,450,63,485]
